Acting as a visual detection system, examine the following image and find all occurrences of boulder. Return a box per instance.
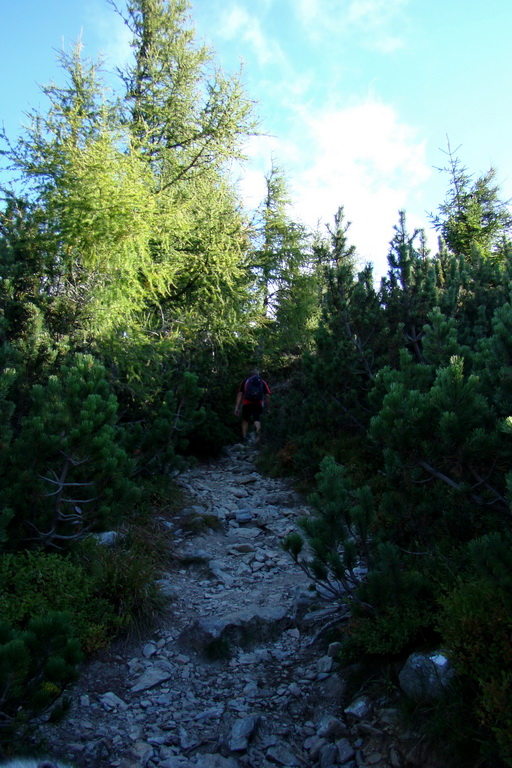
[178,606,289,652]
[399,650,456,700]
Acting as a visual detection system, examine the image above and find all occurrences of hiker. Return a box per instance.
[234,370,271,442]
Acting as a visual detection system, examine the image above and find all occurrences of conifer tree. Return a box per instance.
[0,355,138,549]
[251,164,308,312]
[2,1,257,352]
[306,209,388,434]
[119,0,254,182]
[282,456,373,602]
[249,163,316,365]
[380,211,437,363]
[476,301,512,416]
[430,143,512,259]
[113,0,258,349]
[0,612,82,748]
[369,354,509,546]
[1,0,261,482]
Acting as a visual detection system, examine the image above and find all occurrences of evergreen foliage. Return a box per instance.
[248,163,319,370]
[283,456,373,602]
[275,172,512,765]
[0,612,82,748]
[1,355,138,549]
[0,550,124,650]
[430,142,512,259]
[1,1,512,761]
[438,533,512,766]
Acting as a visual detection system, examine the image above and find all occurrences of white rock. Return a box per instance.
[99,691,129,711]
[131,667,174,693]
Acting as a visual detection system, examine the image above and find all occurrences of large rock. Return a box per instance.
[226,714,260,751]
[91,530,123,546]
[178,606,290,652]
[399,650,456,700]
[344,695,373,720]
[266,744,302,766]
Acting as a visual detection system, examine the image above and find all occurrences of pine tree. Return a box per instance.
[0,355,138,549]
[306,209,389,437]
[476,301,512,416]
[380,211,437,363]
[119,0,254,183]
[369,354,508,546]
[282,455,374,602]
[0,612,82,748]
[2,3,257,351]
[113,0,259,349]
[429,142,512,260]
[249,163,316,366]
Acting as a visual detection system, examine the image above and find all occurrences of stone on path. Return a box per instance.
[226,714,260,751]
[178,605,289,652]
[131,665,174,692]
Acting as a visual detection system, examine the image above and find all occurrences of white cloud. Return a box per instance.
[347,0,407,25]
[347,0,407,52]
[235,99,432,277]
[217,5,285,66]
[294,0,408,52]
[87,1,133,70]
[294,101,431,273]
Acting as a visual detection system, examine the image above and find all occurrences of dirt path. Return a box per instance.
[34,441,415,768]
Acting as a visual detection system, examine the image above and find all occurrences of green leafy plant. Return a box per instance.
[0,550,124,651]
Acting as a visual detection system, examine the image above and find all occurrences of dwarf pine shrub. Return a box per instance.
[0,612,82,749]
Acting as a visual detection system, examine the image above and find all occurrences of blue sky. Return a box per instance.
[1,0,511,277]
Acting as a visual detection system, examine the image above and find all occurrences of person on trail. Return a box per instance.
[234,369,271,443]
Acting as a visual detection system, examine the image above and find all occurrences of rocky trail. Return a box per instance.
[35,441,425,768]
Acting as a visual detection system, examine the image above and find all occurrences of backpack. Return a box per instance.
[244,375,264,402]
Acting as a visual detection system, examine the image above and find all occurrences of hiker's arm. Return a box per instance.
[234,391,243,415]
[265,393,271,413]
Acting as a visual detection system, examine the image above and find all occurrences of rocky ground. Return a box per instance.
[33,440,433,768]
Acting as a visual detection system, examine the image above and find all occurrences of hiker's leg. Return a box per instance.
[241,404,251,440]
[253,404,263,440]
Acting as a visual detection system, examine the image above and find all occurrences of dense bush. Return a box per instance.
[438,534,512,767]
[0,532,168,649]
[0,612,82,749]
[0,550,124,651]
[74,529,168,634]
[0,355,138,549]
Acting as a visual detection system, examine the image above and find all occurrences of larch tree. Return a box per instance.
[114,0,259,349]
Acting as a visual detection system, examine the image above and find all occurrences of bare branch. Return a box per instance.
[39,475,94,488]
[60,496,99,504]
[417,458,508,509]
[417,459,464,491]
[307,611,351,647]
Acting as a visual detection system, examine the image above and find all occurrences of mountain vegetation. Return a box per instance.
[1,1,511,764]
